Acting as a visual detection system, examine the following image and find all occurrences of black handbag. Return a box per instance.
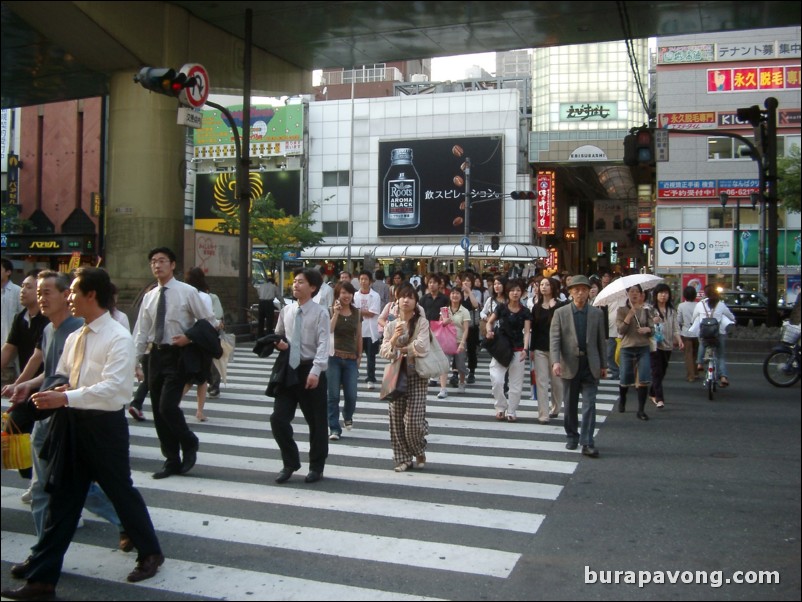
[481,324,513,367]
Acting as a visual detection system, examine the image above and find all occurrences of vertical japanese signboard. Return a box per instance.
[535,170,555,235]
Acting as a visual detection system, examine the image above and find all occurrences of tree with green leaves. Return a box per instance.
[777,143,800,213]
[1,202,32,233]
[213,193,324,265]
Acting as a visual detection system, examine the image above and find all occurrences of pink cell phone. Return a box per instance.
[440,307,449,320]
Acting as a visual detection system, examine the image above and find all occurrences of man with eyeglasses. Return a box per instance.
[133,247,218,479]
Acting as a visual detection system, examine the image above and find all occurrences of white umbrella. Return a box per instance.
[592,273,664,308]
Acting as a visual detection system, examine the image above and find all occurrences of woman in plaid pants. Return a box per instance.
[380,283,431,472]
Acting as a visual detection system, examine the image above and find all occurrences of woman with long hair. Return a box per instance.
[529,277,565,423]
[691,284,736,387]
[379,282,431,472]
[616,284,654,421]
[648,283,684,408]
[184,267,213,422]
[480,275,507,332]
[485,278,532,422]
[327,281,363,441]
[677,285,700,381]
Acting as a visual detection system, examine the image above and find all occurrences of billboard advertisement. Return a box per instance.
[194,171,301,233]
[377,136,503,237]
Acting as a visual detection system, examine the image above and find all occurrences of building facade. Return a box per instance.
[654,26,801,301]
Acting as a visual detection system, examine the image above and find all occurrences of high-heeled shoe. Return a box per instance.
[636,411,649,421]
[617,399,626,413]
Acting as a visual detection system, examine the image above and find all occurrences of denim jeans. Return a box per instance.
[327,355,358,435]
[698,335,728,378]
[562,357,598,447]
[619,345,652,387]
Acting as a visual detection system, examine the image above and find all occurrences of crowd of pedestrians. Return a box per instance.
[1,256,744,599]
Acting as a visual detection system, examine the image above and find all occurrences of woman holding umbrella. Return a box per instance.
[616,284,654,420]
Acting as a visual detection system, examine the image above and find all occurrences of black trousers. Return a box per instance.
[258,299,276,337]
[270,366,328,472]
[149,346,197,466]
[466,325,479,373]
[362,336,380,383]
[25,409,161,585]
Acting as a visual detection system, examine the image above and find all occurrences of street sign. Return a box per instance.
[178,63,210,109]
[654,128,669,162]
[177,106,203,129]
[460,237,470,251]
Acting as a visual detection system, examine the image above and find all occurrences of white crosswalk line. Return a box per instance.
[0,531,443,600]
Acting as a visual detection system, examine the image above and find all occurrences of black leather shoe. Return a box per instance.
[304,470,323,483]
[637,411,649,421]
[565,441,578,450]
[467,372,475,384]
[152,462,180,480]
[179,445,198,474]
[618,399,626,413]
[581,445,600,458]
[126,553,165,582]
[275,468,295,483]
[1,582,56,600]
[10,557,32,579]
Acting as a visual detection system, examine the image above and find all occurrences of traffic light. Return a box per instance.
[623,127,654,166]
[134,67,197,98]
[491,235,500,250]
[510,191,536,200]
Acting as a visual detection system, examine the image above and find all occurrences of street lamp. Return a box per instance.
[720,192,758,289]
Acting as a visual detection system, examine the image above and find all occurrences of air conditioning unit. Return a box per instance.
[410,74,429,83]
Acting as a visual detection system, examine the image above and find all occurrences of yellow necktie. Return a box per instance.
[69,325,90,388]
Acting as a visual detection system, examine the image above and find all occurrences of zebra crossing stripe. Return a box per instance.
[0,489,520,578]
[128,445,565,501]
[0,531,443,600]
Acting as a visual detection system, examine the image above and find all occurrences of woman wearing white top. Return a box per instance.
[691,285,736,387]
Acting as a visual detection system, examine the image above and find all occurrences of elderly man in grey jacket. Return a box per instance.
[550,275,607,458]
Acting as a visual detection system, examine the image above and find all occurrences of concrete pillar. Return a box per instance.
[104,70,186,288]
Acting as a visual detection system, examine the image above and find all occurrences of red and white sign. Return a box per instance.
[535,170,555,236]
[179,63,210,109]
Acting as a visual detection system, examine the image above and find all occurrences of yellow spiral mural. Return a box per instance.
[212,173,265,216]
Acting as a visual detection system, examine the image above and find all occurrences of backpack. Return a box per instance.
[699,303,719,340]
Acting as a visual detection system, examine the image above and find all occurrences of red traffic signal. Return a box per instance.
[134,67,197,98]
[510,191,536,200]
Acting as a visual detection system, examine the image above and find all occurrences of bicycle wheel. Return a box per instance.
[707,375,714,400]
[763,350,800,387]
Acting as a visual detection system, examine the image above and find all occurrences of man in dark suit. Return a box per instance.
[549,275,607,458]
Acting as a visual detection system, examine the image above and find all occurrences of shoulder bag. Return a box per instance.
[414,330,450,379]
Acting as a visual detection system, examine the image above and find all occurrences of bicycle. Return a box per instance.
[763,322,801,387]
[700,335,719,401]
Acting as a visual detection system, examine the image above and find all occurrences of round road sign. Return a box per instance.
[178,63,210,109]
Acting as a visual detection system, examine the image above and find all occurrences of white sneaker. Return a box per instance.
[437,389,448,399]
[458,384,466,393]
[329,432,340,441]
[367,382,375,390]
[76,517,85,529]
[344,421,353,431]
[21,486,33,504]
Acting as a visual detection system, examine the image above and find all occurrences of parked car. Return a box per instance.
[719,290,792,326]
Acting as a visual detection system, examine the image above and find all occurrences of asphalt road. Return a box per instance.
[1,347,799,601]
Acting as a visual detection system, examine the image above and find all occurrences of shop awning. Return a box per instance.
[300,243,548,261]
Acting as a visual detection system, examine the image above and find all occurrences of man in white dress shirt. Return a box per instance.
[134,247,217,479]
[271,268,330,484]
[1,267,164,601]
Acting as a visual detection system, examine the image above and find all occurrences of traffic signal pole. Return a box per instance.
[464,157,471,269]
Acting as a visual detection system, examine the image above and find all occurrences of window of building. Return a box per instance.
[322,221,349,237]
[708,135,789,160]
[322,171,350,187]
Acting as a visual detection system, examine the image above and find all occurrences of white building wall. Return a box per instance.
[308,89,524,246]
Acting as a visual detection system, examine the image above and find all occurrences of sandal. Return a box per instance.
[506,415,518,423]
[656,400,665,409]
[415,454,426,469]
[394,462,413,472]
[196,413,208,422]
[495,412,505,421]
[719,377,729,387]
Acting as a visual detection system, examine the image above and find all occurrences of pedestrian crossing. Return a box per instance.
[2,345,619,600]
